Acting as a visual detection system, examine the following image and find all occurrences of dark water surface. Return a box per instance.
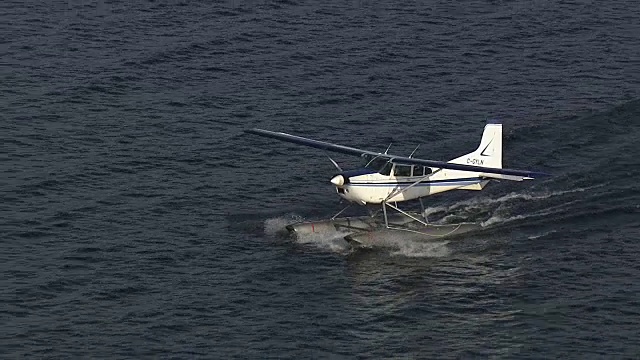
[2,0,640,358]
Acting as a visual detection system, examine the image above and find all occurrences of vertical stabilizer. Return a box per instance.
[449,121,502,169]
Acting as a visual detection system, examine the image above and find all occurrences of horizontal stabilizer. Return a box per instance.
[479,173,533,181]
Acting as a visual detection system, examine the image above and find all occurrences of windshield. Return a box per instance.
[363,155,388,171]
[379,162,393,176]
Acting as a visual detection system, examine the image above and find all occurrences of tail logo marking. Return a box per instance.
[480,138,494,157]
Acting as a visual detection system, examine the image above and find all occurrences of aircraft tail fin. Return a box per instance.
[449,120,502,169]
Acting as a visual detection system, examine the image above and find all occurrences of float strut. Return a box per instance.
[382,202,389,228]
[331,204,352,220]
[419,198,426,221]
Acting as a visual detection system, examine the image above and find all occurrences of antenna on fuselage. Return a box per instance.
[384,143,392,154]
[409,144,420,158]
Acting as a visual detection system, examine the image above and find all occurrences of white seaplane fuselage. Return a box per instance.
[330,121,504,205]
[332,166,489,205]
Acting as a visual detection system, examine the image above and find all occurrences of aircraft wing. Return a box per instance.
[245,128,550,180]
[246,128,382,158]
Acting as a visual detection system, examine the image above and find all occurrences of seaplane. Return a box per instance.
[245,120,549,247]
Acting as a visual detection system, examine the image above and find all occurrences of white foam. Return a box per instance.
[527,230,557,240]
[422,186,601,226]
[263,215,304,236]
[390,239,451,258]
[481,214,527,227]
[294,230,350,252]
[355,230,453,258]
[264,215,350,253]
[423,204,449,218]
[449,185,601,209]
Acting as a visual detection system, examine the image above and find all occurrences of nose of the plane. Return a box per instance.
[330,175,344,186]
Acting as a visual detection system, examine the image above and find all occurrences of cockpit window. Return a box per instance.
[412,166,433,176]
[394,165,412,177]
